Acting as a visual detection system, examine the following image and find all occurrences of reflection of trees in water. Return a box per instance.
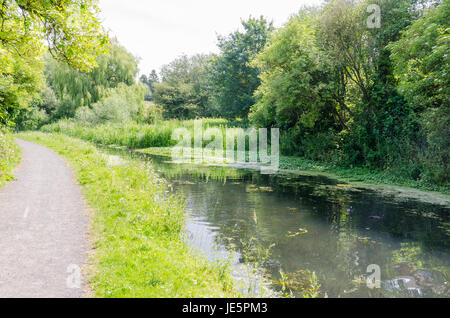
[383,243,450,297]
[178,171,450,297]
[179,180,356,297]
[105,148,450,297]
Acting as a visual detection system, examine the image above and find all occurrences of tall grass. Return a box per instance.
[41,119,231,149]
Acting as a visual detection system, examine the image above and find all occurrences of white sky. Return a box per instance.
[98,0,324,75]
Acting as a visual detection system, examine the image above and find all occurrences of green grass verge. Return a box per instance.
[17,132,238,298]
[0,131,21,188]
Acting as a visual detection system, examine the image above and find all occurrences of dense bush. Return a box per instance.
[136,101,163,124]
[420,106,450,184]
[15,108,49,131]
[14,87,58,131]
[250,0,448,185]
[74,83,147,125]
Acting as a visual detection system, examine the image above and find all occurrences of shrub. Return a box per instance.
[75,83,147,125]
[15,108,49,131]
[137,101,163,124]
[420,106,450,184]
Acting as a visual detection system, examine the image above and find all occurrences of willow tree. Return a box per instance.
[46,40,139,119]
[0,0,109,126]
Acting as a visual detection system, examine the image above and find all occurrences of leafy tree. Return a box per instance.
[389,0,449,183]
[389,0,449,111]
[340,0,438,172]
[250,10,343,159]
[251,12,334,128]
[318,0,371,104]
[208,16,274,119]
[153,82,200,119]
[15,86,59,130]
[153,54,212,119]
[366,0,429,85]
[316,0,423,170]
[250,0,436,174]
[0,0,109,126]
[46,40,138,119]
[140,70,159,101]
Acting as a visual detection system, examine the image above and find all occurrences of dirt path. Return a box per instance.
[0,139,88,298]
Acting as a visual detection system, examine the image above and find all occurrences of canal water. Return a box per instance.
[109,148,450,298]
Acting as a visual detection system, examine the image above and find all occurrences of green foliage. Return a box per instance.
[338,0,433,179]
[139,70,159,101]
[389,0,449,184]
[15,108,49,132]
[41,118,228,149]
[249,0,448,185]
[14,87,58,130]
[250,11,340,162]
[46,40,138,119]
[342,83,419,171]
[153,54,212,119]
[153,82,201,119]
[318,0,372,102]
[0,130,21,187]
[0,32,45,126]
[74,83,147,124]
[137,101,163,124]
[420,104,450,184]
[208,16,274,119]
[0,0,109,126]
[389,0,449,111]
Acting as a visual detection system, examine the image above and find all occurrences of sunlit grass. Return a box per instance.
[17,132,238,298]
[41,118,231,149]
[0,131,21,188]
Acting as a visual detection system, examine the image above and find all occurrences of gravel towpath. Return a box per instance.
[0,139,88,298]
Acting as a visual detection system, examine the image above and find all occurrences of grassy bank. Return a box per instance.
[0,131,21,188]
[17,132,238,298]
[279,156,450,195]
[39,120,449,194]
[136,147,450,195]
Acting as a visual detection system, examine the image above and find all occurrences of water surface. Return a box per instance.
[109,148,450,298]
